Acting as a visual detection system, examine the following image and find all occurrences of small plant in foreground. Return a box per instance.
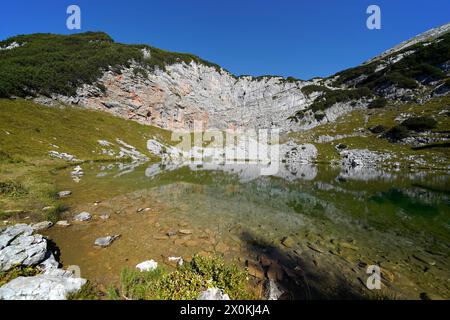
[0,265,40,287]
[108,255,254,300]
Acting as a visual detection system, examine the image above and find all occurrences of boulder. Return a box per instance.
[197,287,230,300]
[0,270,86,300]
[0,224,33,250]
[0,233,47,271]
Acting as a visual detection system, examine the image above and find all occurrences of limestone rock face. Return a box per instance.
[67,61,315,132]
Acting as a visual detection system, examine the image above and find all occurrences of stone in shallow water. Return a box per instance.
[0,270,86,300]
[197,288,230,300]
[73,212,92,222]
[264,279,284,300]
[56,220,70,227]
[281,236,295,248]
[31,221,53,231]
[136,259,158,272]
[178,229,193,235]
[99,214,110,220]
[57,191,72,198]
[94,234,120,247]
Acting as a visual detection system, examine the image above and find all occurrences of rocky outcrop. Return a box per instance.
[0,224,87,300]
[0,269,86,300]
[0,224,47,271]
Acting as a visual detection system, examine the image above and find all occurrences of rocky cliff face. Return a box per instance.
[64,61,315,132]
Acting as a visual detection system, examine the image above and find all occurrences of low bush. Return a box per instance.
[0,180,28,197]
[401,116,437,131]
[368,97,388,109]
[384,125,410,141]
[108,255,254,300]
[369,125,387,134]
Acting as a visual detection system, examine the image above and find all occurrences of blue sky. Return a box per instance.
[1,0,449,79]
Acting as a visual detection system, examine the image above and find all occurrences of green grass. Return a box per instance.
[0,99,170,161]
[0,265,40,287]
[108,255,255,300]
[67,281,103,300]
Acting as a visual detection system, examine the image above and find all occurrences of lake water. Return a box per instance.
[43,161,450,299]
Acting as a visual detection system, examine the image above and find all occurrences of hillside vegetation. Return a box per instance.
[0,32,222,98]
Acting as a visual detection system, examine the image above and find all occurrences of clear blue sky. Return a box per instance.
[1,0,449,79]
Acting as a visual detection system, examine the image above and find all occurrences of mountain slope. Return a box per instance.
[0,24,449,133]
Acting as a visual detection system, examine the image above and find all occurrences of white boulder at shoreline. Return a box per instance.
[0,224,86,300]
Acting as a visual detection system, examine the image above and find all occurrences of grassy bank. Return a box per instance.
[0,98,170,222]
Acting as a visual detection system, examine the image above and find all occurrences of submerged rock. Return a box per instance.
[73,212,92,222]
[94,234,120,247]
[264,279,284,300]
[56,220,71,227]
[198,287,230,300]
[99,214,110,220]
[0,269,86,300]
[136,259,158,272]
[57,191,72,198]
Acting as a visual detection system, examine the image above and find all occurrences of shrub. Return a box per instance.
[401,116,437,131]
[368,97,388,109]
[445,78,450,88]
[67,281,102,300]
[301,85,330,96]
[0,181,28,197]
[384,125,410,141]
[369,125,387,134]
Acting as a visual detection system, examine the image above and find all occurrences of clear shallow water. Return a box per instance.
[44,161,450,299]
